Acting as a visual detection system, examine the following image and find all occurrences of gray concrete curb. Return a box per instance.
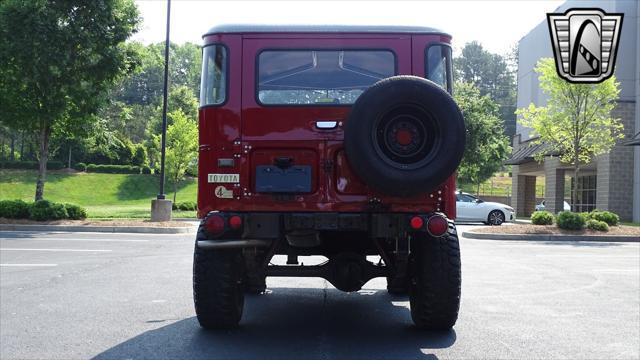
[0,224,196,234]
[462,230,639,242]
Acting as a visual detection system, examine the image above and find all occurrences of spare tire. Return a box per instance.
[344,76,465,197]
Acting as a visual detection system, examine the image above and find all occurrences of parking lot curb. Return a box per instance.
[461,230,640,242]
[0,224,196,234]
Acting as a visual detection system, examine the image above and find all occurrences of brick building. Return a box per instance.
[507,0,639,222]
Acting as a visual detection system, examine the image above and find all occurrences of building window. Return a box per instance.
[571,175,597,212]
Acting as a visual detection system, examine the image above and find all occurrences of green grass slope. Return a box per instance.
[0,170,197,218]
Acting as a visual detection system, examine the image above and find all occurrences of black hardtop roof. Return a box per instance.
[203,24,449,37]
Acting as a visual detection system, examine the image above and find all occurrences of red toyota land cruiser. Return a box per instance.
[194,24,465,330]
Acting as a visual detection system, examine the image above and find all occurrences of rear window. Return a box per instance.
[200,44,227,106]
[257,50,395,105]
[426,44,452,93]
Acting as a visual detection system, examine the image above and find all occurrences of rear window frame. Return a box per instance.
[254,48,398,107]
[199,43,230,109]
[425,42,453,94]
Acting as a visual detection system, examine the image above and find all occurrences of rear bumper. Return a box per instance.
[198,211,446,241]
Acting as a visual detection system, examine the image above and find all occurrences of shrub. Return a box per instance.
[578,212,591,222]
[64,203,87,220]
[85,164,140,174]
[586,219,609,232]
[0,199,31,219]
[589,210,619,226]
[74,162,87,171]
[556,211,585,230]
[172,201,197,211]
[179,201,197,211]
[531,211,554,225]
[132,145,148,167]
[141,165,152,174]
[29,200,67,221]
[0,160,64,170]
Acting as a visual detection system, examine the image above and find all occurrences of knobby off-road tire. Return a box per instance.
[409,221,461,330]
[386,276,409,295]
[193,227,244,329]
[344,76,465,197]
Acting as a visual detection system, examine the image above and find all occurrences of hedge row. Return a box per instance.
[0,199,87,221]
[73,163,153,174]
[0,160,65,170]
[172,201,197,211]
[531,209,620,232]
[2,161,166,176]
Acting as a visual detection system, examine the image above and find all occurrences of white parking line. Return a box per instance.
[0,248,112,252]
[0,264,58,267]
[0,238,149,242]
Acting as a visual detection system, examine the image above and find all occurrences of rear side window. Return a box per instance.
[257,50,395,105]
[426,44,452,93]
[200,45,227,106]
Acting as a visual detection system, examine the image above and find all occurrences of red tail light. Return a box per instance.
[426,215,448,237]
[205,214,225,235]
[409,216,424,230]
[229,215,242,229]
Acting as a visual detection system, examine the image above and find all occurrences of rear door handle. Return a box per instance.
[315,120,339,129]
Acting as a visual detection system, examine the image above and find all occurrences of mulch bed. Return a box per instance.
[473,224,640,236]
[0,218,195,228]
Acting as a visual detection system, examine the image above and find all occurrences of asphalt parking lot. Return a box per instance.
[1,226,639,359]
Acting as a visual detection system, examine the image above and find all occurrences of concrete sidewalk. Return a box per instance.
[462,229,640,242]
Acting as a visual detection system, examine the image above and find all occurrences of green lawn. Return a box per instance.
[459,175,546,197]
[0,170,197,218]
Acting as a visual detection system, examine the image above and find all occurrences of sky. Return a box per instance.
[132,0,566,56]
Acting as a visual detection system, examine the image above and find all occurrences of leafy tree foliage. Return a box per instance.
[454,41,517,137]
[516,58,623,207]
[0,0,140,200]
[454,82,511,194]
[160,111,198,203]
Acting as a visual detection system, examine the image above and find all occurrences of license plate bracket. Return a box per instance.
[255,165,312,193]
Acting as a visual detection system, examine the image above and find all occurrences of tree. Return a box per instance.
[516,58,623,208]
[0,0,140,200]
[454,82,511,194]
[454,41,517,137]
[162,110,198,203]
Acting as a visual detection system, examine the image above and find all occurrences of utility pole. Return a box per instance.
[151,0,173,222]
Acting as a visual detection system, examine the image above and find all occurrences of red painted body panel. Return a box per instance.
[198,32,457,219]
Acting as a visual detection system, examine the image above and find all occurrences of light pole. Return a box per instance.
[151,0,172,222]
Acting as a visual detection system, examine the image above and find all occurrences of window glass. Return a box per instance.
[458,194,476,203]
[200,45,227,106]
[257,50,395,105]
[426,44,452,92]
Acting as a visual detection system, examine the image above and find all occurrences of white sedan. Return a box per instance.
[455,192,515,225]
[535,200,571,212]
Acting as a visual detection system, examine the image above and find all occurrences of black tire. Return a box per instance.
[386,276,409,295]
[344,76,465,197]
[243,275,267,294]
[487,210,505,226]
[409,222,461,330]
[193,226,244,329]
